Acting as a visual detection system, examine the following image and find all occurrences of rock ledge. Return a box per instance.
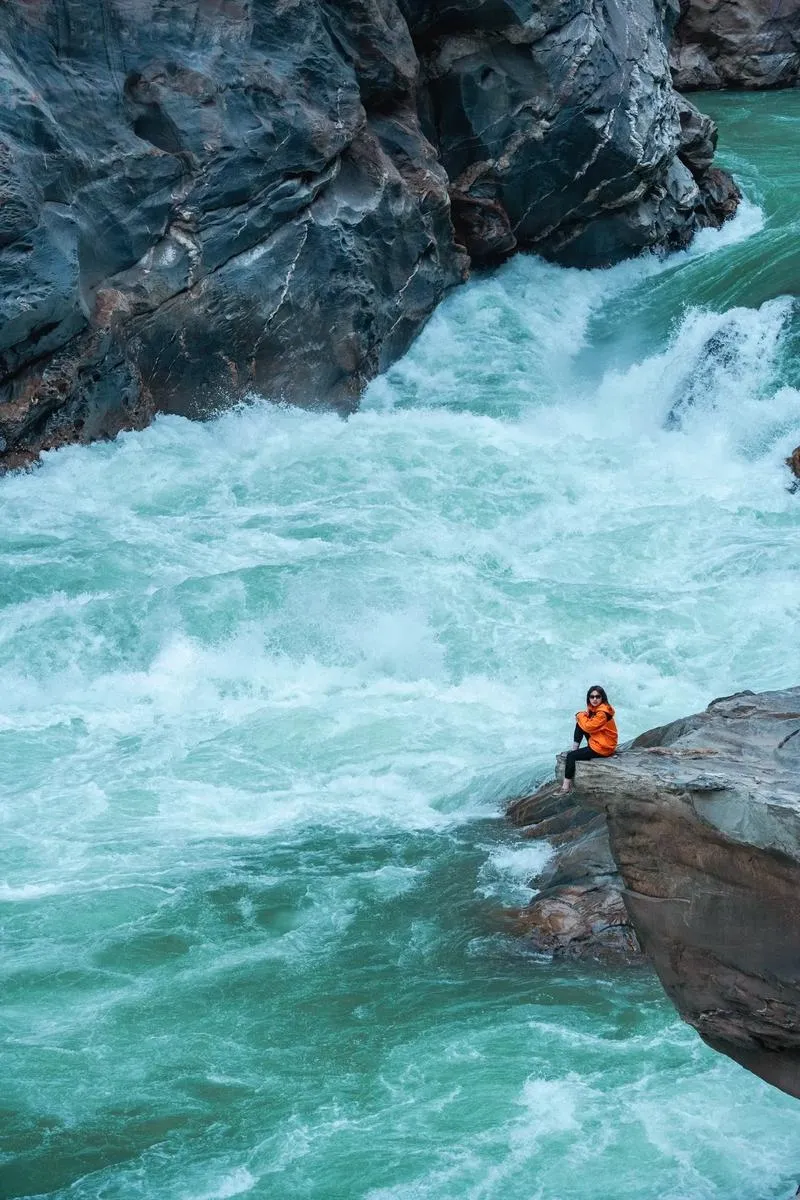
[508,686,800,1099]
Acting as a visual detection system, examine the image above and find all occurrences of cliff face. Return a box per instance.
[0,0,467,465]
[672,0,800,89]
[509,687,800,1100]
[403,0,737,266]
[0,0,737,467]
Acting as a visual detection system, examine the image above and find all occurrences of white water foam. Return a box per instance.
[1,228,798,889]
[475,841,554,904]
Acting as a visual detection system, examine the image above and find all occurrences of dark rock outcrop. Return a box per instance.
[507,771,641,961]
[787,445,800,492]
[404,0,739,266]
[410,0,743,267]
[671,0,800,89]
[0,0,467,467]
[0,0,738,467]
[508,686,800,1100]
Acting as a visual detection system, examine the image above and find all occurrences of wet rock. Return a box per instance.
[677,96,719,177]
[663,303,779,432]
[409,0,739,267]
[449,191,517,264]
[1,0,738,467]
[671,0,800,89]
[0,1,467,463]
[664,324,735,429]
[507,771,641,962]
[675,95,741,224]
[509,687,800,1100]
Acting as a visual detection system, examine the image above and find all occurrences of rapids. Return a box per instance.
[1,93,799,1200]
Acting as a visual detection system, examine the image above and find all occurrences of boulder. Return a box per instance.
[671,0,800,89]
[508,687,800,1099]
[787,445,800,492]
[407,0,739,266]
[0,0,738,467]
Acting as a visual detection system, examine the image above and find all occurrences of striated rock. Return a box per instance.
[0,0,467,464]
[0,0,738,467]
[507,774,641,961]
[405,0,739,267]
[671,0,800,89]
[508,687,800,1099]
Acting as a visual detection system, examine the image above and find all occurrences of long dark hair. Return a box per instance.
[586,685,609,707]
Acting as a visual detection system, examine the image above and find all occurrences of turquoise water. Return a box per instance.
[1,94,799,1199]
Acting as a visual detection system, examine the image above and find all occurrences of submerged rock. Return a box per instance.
[671,0,800,89]
[0,0,738,466]
[508,686,800,1099]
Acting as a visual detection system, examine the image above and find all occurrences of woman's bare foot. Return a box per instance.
[560,780,573,794]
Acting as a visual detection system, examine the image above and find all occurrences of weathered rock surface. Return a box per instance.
[508,686,800,1099]
[0,0,468,467]
[507,772,642,961]
[0,0,738,467]
[404,0,739,266]
[672,0,800,89]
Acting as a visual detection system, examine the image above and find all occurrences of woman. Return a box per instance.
[560,686,618,793]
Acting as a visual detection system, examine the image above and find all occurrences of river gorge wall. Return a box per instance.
[0,0,740,468]
[508,686,800,1101]
[672,0,800,89]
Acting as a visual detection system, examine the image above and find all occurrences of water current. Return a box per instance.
[1,93,799,1200]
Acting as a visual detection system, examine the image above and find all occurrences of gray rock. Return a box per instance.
[671,0,800,89]
[0,0,466,463]
[410,0,739,266]
[508,686,800,1099]
[0,0,737,467]
[507,771,642,962]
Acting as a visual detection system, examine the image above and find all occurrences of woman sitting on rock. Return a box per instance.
[561,686,618,793]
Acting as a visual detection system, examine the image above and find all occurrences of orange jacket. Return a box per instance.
[576,703,618,755]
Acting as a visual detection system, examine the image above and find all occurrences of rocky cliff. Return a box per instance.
[0,0,738,468]
[508,686,800,1100]
[672,0,800,89]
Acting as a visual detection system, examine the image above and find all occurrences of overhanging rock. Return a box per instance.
[509,686,800,1099]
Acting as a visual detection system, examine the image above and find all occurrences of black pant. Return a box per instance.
[564,723,600,780]
[564,745,601,779]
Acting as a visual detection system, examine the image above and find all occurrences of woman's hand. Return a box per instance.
[572,742,579,751]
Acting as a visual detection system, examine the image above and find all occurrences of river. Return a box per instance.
[1,92,799,1200]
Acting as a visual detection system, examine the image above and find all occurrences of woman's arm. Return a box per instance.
[576,709,612,734]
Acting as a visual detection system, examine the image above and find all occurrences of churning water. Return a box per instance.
[1,94,799,1200]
